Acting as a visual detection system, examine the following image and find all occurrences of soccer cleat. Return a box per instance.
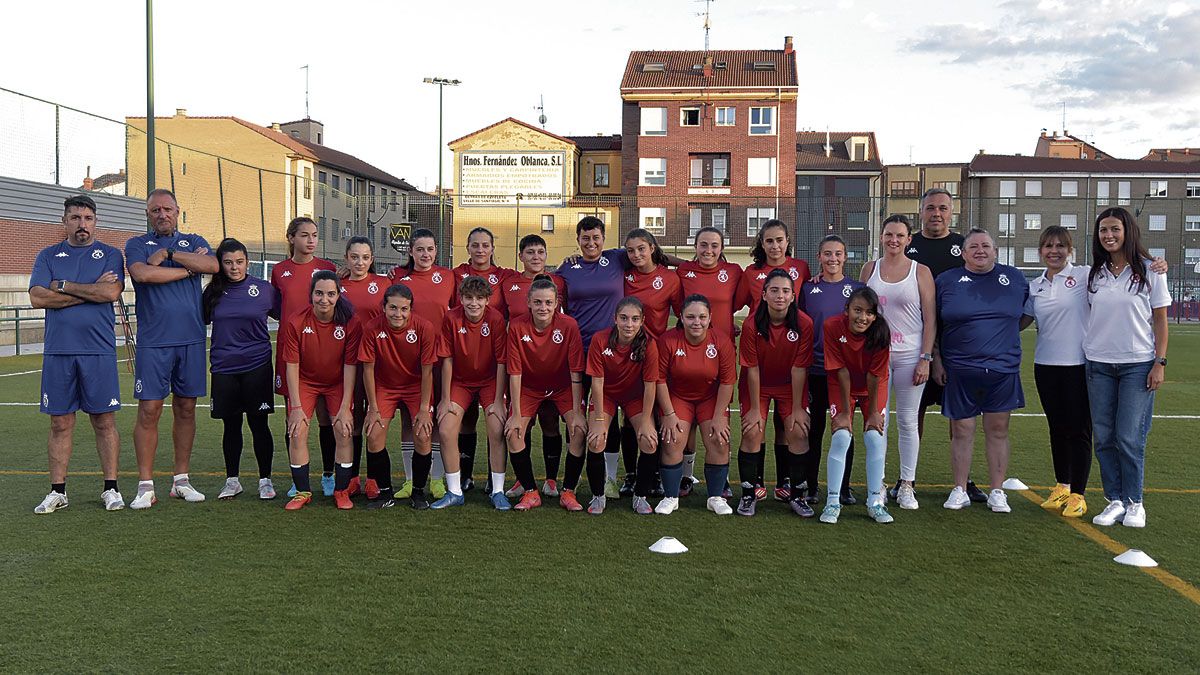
[490,491,513,511]
[129,489,157,510]
[34,491,69,514]
[430,478,447,499]
[604,478,621,499]
[365,497,396,510]
[1061,494,1087,518]
[462,477,475,493]
[789,497,815,518]
[1041,484,1070,510]
[654,496,679,515]
[285,491,312,511]
[321,474,335,497]
[587,496,606,514]
[170,482,206,503]
[886,479,903,502]
[430,492,465,509]
[333,489,354,510]
[631,495,653,515]
[410,488,430,510]
[1092,499,1126,526]
[707,496,733,515]
[966,481,988,503]
[347,476,362,497]
[943,486,971,510]
[619,474,635,498]
[1122,502,1146,528]
[364,478,380,500]
[679,476,697,498]
[722,482,733,499]
[736,494,757,517]
[773,477,791,502]
[541,479,559,498]
[839,487,857,506]
[514,490,542,511]
[258,478,276,500]
[395,480,413,499]
[819,503,841,524]
[987,489,1011,513]
[218,477,243,500]
[287,483,298,498]
[559,489,583,512]
[897,483,919,510]
[753,485,769,501]
[867,503,894,523]
[101,489,125,511]
[806,490,823,505]
[650,478,665,498]
[505,482,526,500]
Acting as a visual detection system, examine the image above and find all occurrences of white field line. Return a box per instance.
[0,358,132,378]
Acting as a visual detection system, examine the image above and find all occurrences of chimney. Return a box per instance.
[271,123,282,132]
[174,108,187,118]
[702,55,713,78]
[979,148,986,155]
[825,129,832,158]
[784,36,794,55]
[83,165,93,191]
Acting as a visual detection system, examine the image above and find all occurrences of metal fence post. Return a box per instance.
[54,104,60,186]
[258,169,267,266]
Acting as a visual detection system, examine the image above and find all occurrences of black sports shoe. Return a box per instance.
[462,477,475,493]
[839,487,857,506]
[650,478,665,498]
[365,497,396,510]
[886,479,903,502]
[966,481,988,503]
[806,490,823,505]
[411,488,430,510]
[619,474,635,498]
[679,477,694,498]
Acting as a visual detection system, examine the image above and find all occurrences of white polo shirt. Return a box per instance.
[1024,263,1088,366]
[1083,260,1171,364]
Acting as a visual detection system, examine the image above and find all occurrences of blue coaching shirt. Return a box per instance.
[557,248,627,353]
[208,275,276,374]
[936,264,1029,373]
[799,277,864,372]
[29,240,125,355]
[125,231,212,347]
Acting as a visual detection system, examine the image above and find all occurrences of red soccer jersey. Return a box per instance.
[271,257,338,322]
[675,261,747,337]
[391,265,455,330]
[624,265,682,337]
[451,262,514,317]
[586,329,660,402]
[439,306,506,387]
[278,306,359,388]
[822,314,890,396]
[506,313,584,393]
[742,257,813,317]
[358,314,437,392]
[657,328,737,402]
[501,272,567,320]
[739,317,815,390]
[340,274,390,322]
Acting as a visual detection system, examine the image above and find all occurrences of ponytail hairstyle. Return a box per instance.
[286,216,318,259]
[676,293,712,329]
[692,226,727,263]
[344,235,377,275]
[608,296,649,362]
[1089,207,1149,294]
[310,269,355,325]
[750,219,792,268]
[202,238,249,324]
[466,226,496,266]
[881,214,912,234]
[402,227,438,272]
[625,228,670,267]
[845,286,891,353]
[753,268,801,342]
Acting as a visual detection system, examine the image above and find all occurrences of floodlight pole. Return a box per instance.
[146,0,155,198]
[423,77,460,263]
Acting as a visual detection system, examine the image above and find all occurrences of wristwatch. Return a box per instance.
[919,352,934,362]
[54,280,67,293]
[1155,356,1167,366]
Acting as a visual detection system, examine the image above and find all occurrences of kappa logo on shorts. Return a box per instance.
[950,244,962,257]
[788,267,799,280]
[135,380,143,393]
[717,269,729,283]
[42,393,49,406]
[787,330,799,342]
[368,281,379,294]
[333,326,345,340]
[178,240,190,248]
[432,272,443,284]
[92,249,104,259]
[705,344,717,359]
[248,284,260,297]
[481,323,491,337]
[109,398,120,406]
[652,276,664,290]
[599,257,610,267]
[998,273,1010,286]
[551,329,564,344]
[377,331,388,339]
[405,329,418,343]
[1065,276,1077,288]
[957,276,973,283]
[302,326,315,334]
[258,403,272,411]
[488,274,499,284]
[842,285,853,298]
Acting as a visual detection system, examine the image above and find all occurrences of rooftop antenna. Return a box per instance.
[1060,101,1066,133]
[695,0,714,51]
[535,94,547,129]
[908,145,914,165]
[300,64,310,118]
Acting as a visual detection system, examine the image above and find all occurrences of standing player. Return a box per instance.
[339,236,389,498]
[818,287,894,524]
[125,189,218,509]
[30,195,125,513]
[623,228,682,338]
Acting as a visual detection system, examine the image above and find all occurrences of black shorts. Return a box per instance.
[919,380,944,410]
[210,360,276,419]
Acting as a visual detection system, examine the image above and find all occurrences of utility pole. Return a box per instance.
[301,64,310,118]
[423,77,461,259]
[146,0,155,198]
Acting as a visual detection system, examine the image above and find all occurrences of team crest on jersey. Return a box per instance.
[1064,276,1077,288]
[405,329,418,343]
[788,267,799,280]
[603,348,614,356]
[998,274,1010,286]
[786,330,799,342]
[178,240,190,248]
[481,323,491,337]
[275,375,282,389]
[91,249,104,259]
[551,329,564,344]
[842,285,852,298]
[717,269,729,283]
[432,272,443,284]
[488,274,499,285]
[368,281,379,294]
[333,326,345,340]
[705,344,717,359]
[248,284,259,297]
[599,256,610,267]
[950,244,962,257]
[652,276,664,290]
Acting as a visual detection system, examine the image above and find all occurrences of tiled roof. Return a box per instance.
[969,153,1200,174]
[448,117,577,148]
[293,138,417,191]
[1142,148,1200,162]
[795,131,882,171]
[621,49,797,89]
[93,171,126,189]
[566,135,622,152]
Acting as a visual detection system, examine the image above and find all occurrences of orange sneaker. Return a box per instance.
[347,476,361,497]
[285,491,312,511]
[333,489,353,510]
[365,478,380,500]
[514,490,542,511]
[559,489,583,512]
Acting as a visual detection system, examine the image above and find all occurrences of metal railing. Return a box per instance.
[0,304,135,355]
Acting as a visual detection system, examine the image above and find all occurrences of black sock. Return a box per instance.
[563,452,585,491]
[51,481,66,495]
[620,420,637,475]
[335,462,353,491]
[790,452,808,500]
[103,479,117,492]
[842,439,855,493]
[773,443,789,486]
[634,451,658,497]
[412,452,432,491]
[350,434,363,477]
[605,417,621,456]
[370,448,393,494]
[586,452,606,497]
[290,463,311,493]
[738,451,759,497]
[511,450,537,491]
[543,432,562,482]
[222,416,244,477]
[756,442,766,486]
[247,412,274,479]
[460,430,477,481]
[319,425,336,476]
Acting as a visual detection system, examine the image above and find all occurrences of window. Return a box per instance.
[541,215,555,232]
[318,170,327,184]
[1118,181,1131,205]
[749,107,776,135]
[1024,213,1041,230]
[332,218,341,242]
[711,208,727,233]
[999,180,1017,205]
[1023,247,1041,263]
[1148,214,1167,231]
[689,208,702,241]
[713,159,728,185]
[593,163,609,188]
[1060,213,1078,230]
[1149,180,1169,197]
[639,158,666,186]
[368,185,376,212]
[1186,248,1200,265]
[933,181,959,196]
[640,107,667,136]
[680,108,701,126]
[1149,248,1166,261]
[746,207,775,236]
[1061,180,1078,197]
[390,190,397,212]
[1187,182,1200,198]
[1096,180,1109,205]
[181,162,187,175]
[747,158,777,186]
[952,213,960,228]
[715,107,735,126]
[332,174,340,191]
[578,212,608,225]
[639,208,666,235]
[1187,216,1200,232]
[852,142,867,162]
[847,212,868,231]
[998,213,1015,236]
[997,248,1011,265]
[1025,180,1042,197]
[890,181,918,197]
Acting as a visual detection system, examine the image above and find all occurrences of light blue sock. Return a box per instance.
[827,429,851,502]
[865,429,886,507]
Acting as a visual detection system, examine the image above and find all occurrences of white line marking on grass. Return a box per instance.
[0,358,132,378]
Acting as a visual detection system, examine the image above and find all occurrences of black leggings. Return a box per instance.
[1034,364,1092,494]
[223,412,274,479]
[805,372,853,494]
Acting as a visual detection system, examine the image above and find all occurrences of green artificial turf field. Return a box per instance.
[0,329,1197,671]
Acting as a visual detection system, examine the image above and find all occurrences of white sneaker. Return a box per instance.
[1122,502,1146,528]
[706,496,733,515]
[101,489,125,511]
[218,477,243,500]
[987,488,1011,513]
[129,488,156,510]
[587,496,606,515]
[897,483,919,510]
[654,496,679,515]
[943,486,970,510]
[170,481,206,503]
[258,478,276,500]
[1092,499,1126,526]
[34,491,68,514]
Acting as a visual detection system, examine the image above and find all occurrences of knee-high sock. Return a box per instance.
[289,463,311,493]
[827,429,852,502]
[401,441,414,481]
[755,443,766,486]
[246,413,274,479]
[738,451,759,498]
[790,449,809,501]
[318,425,335,475]
[773,443,789,486]
[604,416,621,481]
[620,421,638,475]
[842,439,855,493]
[563,452,585,492]
[683,451,696,481]
[350,434,363,477]
[586,452,607,497]
[510,450,536,492]
[704,463,730,499]
[430,442,445,480]
[542,432,562,482]
[368,448,393,494]
[865,429,886,507]
[460,430,478,480]
[222,416,243,477]
[334,462,354,491]
[634,451,659,497]
[412,451,432,491]
[660,461,684,498]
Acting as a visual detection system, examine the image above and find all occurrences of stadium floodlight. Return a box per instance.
[424,76,461,262]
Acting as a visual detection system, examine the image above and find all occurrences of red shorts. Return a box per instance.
[666,395,726,425]
[448,380,500,411]
[293,383,344,418]
[590,393,645,419]
[827,381,886,420]
[738,373,808,421]
[376,386,430,420]
[517,387,573,418]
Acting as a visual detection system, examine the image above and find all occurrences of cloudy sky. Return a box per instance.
[3,0,1197,190]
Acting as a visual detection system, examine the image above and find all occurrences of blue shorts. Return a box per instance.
[41,354,121,415]
[135,343,207,400]
[942,366,1024,420]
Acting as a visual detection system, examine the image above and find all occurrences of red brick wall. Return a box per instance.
[0,219,143,275]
